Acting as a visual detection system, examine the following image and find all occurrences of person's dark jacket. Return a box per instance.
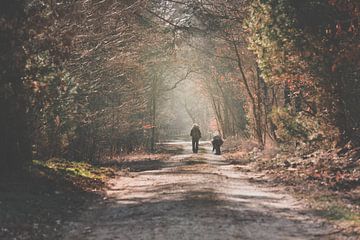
[190,126,201,141]
[212,135,223,148]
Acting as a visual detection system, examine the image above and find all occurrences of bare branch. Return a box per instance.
[163,69,194,91]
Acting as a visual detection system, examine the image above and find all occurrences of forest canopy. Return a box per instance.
[0,0,359,172]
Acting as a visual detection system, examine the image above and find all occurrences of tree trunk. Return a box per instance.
[0,0,32,173]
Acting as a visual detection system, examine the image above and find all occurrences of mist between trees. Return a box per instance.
[1,0,359,171]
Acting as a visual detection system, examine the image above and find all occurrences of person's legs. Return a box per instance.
[195,140,199,153]
[192,139,196,153]
[215,145,221,155]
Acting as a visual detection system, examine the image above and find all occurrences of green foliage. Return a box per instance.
[245,0,302,82]
[26,52,78,157]
[270,108,309,142]
[246,0,360,146]
[32,159,112,181]
[317,205,360,222]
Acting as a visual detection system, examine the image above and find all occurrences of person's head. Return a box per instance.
[193,123,199,128]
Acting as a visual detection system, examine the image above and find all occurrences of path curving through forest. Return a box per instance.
[64,142,343,240]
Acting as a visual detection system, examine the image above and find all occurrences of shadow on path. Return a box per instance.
[63,141,343,240]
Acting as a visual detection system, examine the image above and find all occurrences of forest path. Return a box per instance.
[64,141,342,240]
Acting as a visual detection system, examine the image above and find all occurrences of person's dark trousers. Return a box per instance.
[192,139,199,153]
[215,146,221,155]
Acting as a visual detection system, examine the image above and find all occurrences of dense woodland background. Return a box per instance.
[1,0,359,172]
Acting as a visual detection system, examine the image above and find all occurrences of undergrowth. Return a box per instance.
[0,158,114,240]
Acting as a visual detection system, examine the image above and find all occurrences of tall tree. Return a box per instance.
[0,0,32,172]
[246,0,360,147]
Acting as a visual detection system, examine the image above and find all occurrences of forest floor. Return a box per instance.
[60,141,355,240]
[0,159,116,239]
[223,140,360,239]
[1,141,358,239]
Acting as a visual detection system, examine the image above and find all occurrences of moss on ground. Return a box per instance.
[0,159,114,240]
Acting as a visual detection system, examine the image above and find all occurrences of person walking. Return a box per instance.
[190,124,201,153]
[212,134,224,155]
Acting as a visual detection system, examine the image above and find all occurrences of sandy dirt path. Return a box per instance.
[64,141,344,240]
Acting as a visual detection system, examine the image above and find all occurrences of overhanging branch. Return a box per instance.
[163,68,194,91]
